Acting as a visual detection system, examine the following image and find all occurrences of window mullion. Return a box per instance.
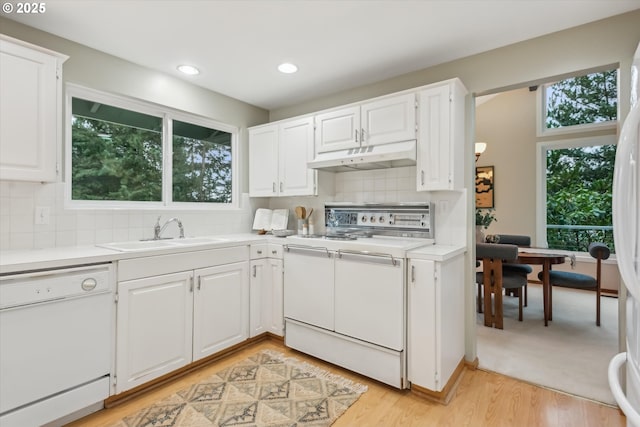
[163,116,173,205]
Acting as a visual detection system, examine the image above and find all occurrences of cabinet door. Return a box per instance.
[407,259,437,390]
[0,38,63,182]
[416,85,451,191]
[249,259,268,338]
[314,106,360,153]
[249,124,279,196]
[193,262,249,360]
[361,93,416,147]
[266,258,284,336]
[279,117,316,196]
[116,271,193,393]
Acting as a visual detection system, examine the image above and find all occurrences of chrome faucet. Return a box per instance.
[154,216,185,240]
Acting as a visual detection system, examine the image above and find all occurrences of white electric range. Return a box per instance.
[282,203,434,389]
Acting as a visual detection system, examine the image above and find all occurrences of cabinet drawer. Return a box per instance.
[268,244,284,259]
[250,244,268,259]
[118,246,249,281]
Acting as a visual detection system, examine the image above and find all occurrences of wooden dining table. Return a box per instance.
[516,251,566,326]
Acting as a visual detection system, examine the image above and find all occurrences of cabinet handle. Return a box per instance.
[197,276,202,290]
[253,265,257,278]
[272,182,276,193]
[257,250,263,255]
[355,129,359,143]
[280,182,283,192]
[361,128,366,143]
[421,170,425,186]
[272,250,277,255]
[189,276,194,292]
[411,265,416,283]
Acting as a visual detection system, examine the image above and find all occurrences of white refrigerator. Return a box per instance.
[609,41,640,427]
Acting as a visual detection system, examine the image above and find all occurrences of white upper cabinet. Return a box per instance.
[360,93,416,147]
[0,35,68,182]
[315,93,416,154]
[279,117,316,196]
[248,124,279,196]
[416,79,467,191]
[249,117,316,197]
[314,106,361,153]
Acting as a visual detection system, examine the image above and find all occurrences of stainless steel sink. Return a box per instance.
[97,236,227,252]
[97,240,178,252]
[169,237,228,245]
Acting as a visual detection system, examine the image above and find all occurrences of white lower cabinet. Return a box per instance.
[115,247,249,394]
[116,271,193,393]
[250,244,284,337]
[193,262,250,359]
[408,255,464,392]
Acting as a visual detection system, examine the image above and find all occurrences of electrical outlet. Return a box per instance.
[35,206,50,225]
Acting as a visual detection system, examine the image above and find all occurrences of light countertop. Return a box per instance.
[0,233,276,275]
[407,244,467,261]
[1,234,467,275]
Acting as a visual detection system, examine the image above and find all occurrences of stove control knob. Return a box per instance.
[379,216,385,223]
[361,215,368,223]
[370,215,376,223]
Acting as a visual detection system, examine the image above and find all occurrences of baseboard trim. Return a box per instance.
[410,357,466,405]
[105,333,280,408]
[465,357,479,370]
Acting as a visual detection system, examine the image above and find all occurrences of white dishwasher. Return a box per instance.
[0,264,114,426]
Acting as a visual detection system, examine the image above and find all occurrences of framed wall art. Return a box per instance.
[475,166,494,208]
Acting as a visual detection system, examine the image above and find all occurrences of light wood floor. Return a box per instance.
[68,339,626,427]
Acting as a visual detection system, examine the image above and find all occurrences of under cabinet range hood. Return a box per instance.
[307,140,416,172]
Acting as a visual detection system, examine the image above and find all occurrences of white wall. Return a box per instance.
[0,17,270,251]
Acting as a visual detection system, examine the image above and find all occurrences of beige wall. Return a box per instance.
[474,88,621,292]
[267,10,640,361]
[0,16,270,195]
[0,17,271,250]
[270,10,640,122]
[475,88,538,239]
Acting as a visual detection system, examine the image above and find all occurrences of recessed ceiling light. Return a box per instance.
[177,64,200,75]
[278,62,298,74]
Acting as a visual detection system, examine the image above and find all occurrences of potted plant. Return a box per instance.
[475,208,496,242]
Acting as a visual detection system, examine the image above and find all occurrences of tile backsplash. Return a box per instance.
[0,181,263,251]
[1,166,465,250]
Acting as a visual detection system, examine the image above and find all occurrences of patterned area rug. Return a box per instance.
[114,350,367,427]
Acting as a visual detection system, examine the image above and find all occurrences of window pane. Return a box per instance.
[71,97,163,201]
[546,145,615,252]
[172,120,232,203]
[545,69,617,130]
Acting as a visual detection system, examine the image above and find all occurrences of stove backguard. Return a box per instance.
[324,203,434,239]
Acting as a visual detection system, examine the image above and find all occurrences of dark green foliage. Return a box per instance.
[71,116,162,201]
[172,135,232,203]
[71,106,233,204]
[545,70,617,252]
[546,70,617,128]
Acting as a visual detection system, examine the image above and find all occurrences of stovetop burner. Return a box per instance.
[324,234,357,241]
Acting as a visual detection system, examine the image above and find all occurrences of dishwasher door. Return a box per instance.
[0,264,113,421]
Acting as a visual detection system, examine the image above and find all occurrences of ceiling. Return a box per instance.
[6,1,639,110]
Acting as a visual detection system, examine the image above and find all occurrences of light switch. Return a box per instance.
[35,206,50,225]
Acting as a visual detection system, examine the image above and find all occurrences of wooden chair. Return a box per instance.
[476,243,529,329]
[538,242,610,326]
[495,234,533,306]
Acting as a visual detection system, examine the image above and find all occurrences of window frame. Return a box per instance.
[535,67,620,137]
[535,134,617,250]
[65,84,240,210]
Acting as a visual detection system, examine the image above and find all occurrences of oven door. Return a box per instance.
[283,245,335,331]
[334,250,404,350]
